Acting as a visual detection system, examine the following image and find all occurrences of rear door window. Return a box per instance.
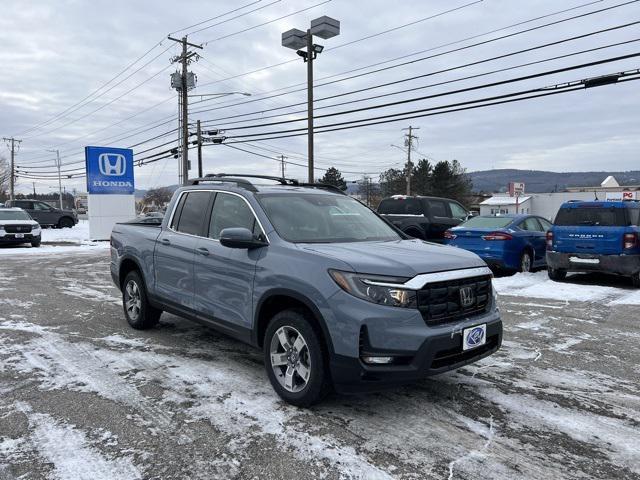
[377,198,423,215]
[428,200,448,218]
[520,217,542,231]
[538,218,552,231]
[554,206,627,226]
[174,191,212,236]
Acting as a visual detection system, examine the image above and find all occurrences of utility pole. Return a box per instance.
[47,149,63,209]
[3,137,21,201]
[32,182,36,196]
[402,126,419,195]
[279,155,287,180]
[196,120,203,178]
[168,35,202,185]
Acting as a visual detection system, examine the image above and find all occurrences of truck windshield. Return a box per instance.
[554,207,628,226]
[0,210,31,221]
[257,193,401,243]
[460,216,513,228]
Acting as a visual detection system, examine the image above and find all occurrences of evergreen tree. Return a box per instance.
[411,158,432,195]
[378,168,406,197]
[319,167,347,190]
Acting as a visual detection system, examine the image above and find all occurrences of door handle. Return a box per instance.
[196,247,210,256]
[160,238,171,245]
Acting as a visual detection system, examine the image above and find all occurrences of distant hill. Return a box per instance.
[469,169,640,193]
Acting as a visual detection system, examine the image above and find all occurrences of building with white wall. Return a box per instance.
[479,176,640,221]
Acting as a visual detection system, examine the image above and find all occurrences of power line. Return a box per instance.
[218,56,640,137]
[201,0,331,45]
[199,33,640,128]
[219,72,640,144]
[193,0,633,106]
[169,0,263,35]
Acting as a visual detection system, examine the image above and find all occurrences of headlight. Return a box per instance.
[32,225,41,234]
[329,269,417,308]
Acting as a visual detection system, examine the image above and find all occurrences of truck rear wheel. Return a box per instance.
[264,309,330,407]
[122,271,161,329]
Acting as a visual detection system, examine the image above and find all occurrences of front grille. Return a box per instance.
[4,224,32,233]
[417,275,491,326]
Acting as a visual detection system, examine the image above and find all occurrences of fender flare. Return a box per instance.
[252,287,335,355]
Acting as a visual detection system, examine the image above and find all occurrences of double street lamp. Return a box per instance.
[282,16,340,183]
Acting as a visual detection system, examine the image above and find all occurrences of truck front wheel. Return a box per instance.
[264,309,330,407]
[122,271,161,329]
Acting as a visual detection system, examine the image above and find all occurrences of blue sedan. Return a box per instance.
[443,214,553,272]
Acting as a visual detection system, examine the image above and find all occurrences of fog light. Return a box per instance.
[362,356,394,365]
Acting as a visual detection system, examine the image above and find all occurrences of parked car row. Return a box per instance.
[4,199,78,228]
[375,194,640,287]
[0,200,78,248]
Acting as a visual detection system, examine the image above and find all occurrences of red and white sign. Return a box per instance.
[508,182,525,197]
[605,191,638,201]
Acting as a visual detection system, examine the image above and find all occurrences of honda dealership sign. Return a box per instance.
[85,146,134,194]
[84,146,136,240]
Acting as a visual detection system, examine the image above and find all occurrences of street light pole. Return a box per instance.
[306,29,314,183]
[282,16,340,183]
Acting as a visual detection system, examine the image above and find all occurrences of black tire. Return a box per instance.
[122,271,161,329]
[58,217,74,228]
[519,250,533,273]
[632,272,640,288]
[548,267,567,281]
[264,309,330,407]
[31,238,41,248]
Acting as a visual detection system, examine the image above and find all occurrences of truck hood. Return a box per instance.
[0,220,39,226]
[300,239,486,277]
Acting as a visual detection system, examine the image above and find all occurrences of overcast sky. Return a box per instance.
[1,0,639,194]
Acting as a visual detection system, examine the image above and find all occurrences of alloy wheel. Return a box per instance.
[521,253,532,272]
[269,326,311,393]
[125,280,142,321]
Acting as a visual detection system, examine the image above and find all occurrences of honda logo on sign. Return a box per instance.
[98,153,126,176]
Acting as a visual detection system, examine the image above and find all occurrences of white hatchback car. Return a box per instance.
[0,207,41,247]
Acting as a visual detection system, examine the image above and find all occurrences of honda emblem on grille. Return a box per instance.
[459,286,475,307]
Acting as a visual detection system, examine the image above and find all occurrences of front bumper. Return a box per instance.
[0,233,40,244]
[547,251,640,276]
[324,289,502,393]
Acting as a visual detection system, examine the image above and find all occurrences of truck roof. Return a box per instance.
[180,174,346,196]
[559,200,640,209]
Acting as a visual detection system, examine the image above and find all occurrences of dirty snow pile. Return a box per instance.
[493,271,640,305]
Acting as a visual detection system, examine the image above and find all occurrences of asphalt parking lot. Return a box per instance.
[1,251,639,479]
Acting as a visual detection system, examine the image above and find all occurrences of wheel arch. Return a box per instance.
[253,289,335,356]
[118,255,145,290]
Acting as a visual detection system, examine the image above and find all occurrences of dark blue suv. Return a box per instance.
[546,201,640,286]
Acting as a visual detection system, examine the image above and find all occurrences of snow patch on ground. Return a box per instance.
[13,403,141,480]
[40,221,90,243]
[494,272,640,305]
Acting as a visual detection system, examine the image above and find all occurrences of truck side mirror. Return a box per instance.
[219,227,268,249]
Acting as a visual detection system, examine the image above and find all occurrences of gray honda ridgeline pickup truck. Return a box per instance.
[110,174,502,406]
